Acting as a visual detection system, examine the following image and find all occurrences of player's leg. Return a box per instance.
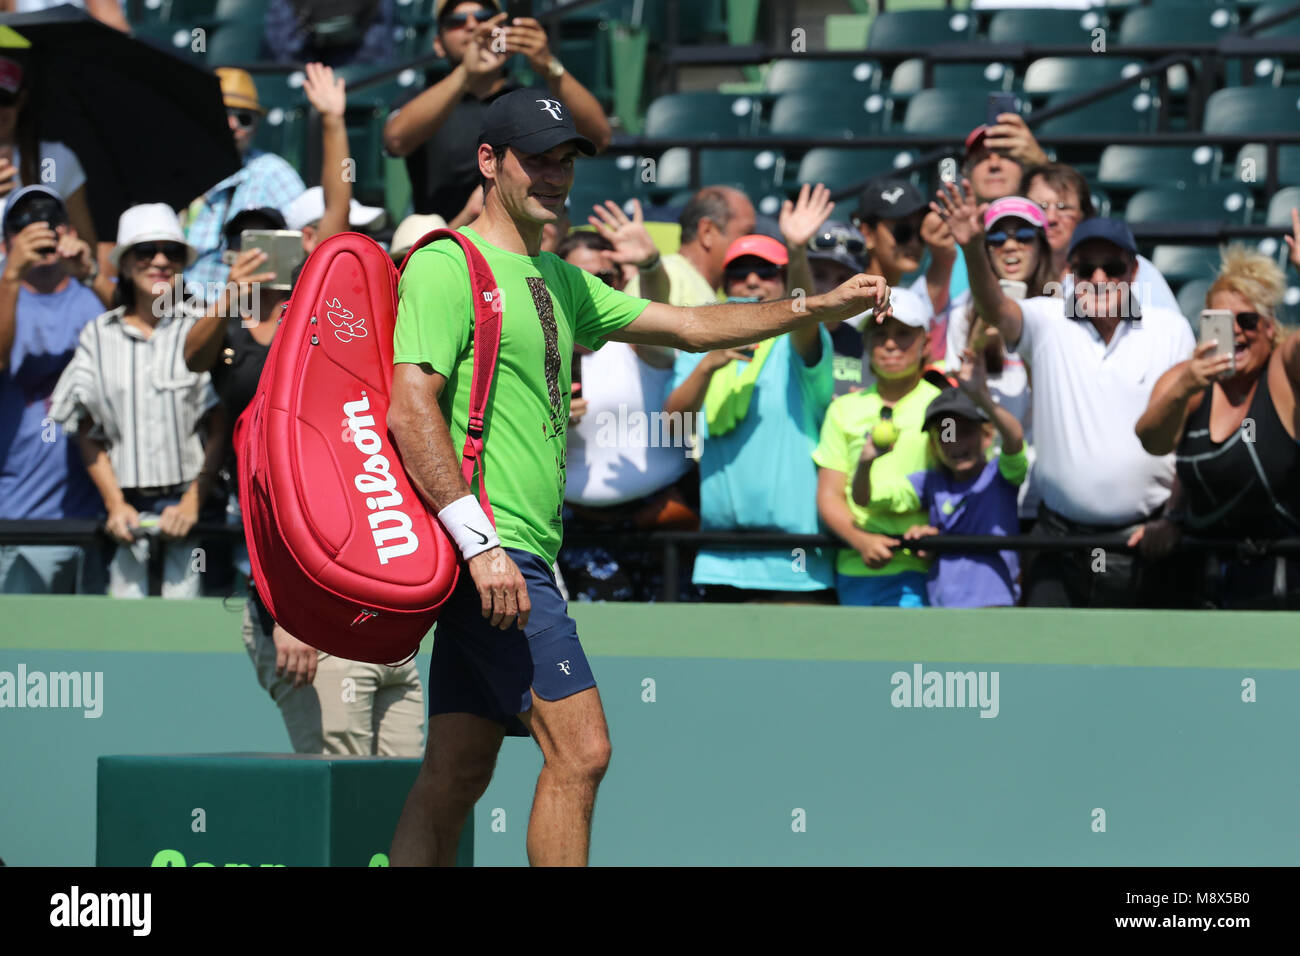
[389,711,504,866]
[515,686,612,866]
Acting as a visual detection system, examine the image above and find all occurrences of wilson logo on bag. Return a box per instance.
[234,230,501,665]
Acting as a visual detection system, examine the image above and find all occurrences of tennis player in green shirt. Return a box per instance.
[386,89,890,866]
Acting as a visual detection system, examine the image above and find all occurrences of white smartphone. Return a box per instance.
[1199,309,1236,375]
[998,278,1028,300]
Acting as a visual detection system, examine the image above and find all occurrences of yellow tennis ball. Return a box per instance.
[871,419,899,450]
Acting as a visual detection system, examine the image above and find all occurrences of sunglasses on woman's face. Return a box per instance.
[441,9,496,29]
[227,109,257,130]
[810,231,865,257]
[133,242,187,263]
[986,227,1039,247]
[1069,256,1130,280]
[1235,311,1265,331]
[725,262,783,282]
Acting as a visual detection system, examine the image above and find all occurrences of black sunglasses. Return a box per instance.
[1235,311,1264,331]
[227,109,257,130]
[986,227,1039,247]
[132,241,188,263]
[725,262,783,282]
[811,231,865,257]
[441,9,496,29]
[1069,257,1131,280]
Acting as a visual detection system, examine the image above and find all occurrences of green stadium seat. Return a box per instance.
[163,0,219,24]
[211,0,268,21]
[1124,183,1254,225]
[204,21,266,65]
[887,59,1013,99]
[987,7,1103,44]
[823,13,872,51]
[1022,57,1148,99]
[1234,144,1300,186]
[131,0,170,25]
[1266,185,1300,226]
[902,89,995,137]
[794,147,921,193]
[653,147,782,197]
[768,92,887,139]
[251,107,306,172]
[1203,87,1300,135]
[1176,277,1214,319]
[764,59,882,96]
[1117,4,1237,45]
[392,0,433,29]
[1151,245,1224,285]
[868,9,975,48]
[1251,2,1300,36]
[1097,145,1218,190]
[569,154,642,219]
[1090,184,1113,218]
[252,70,307,114]
[1033,89,1160,138]
[644,93,760,139]
[132,22,203,62]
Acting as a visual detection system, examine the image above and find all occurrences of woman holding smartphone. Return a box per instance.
[1134,245,1300,608]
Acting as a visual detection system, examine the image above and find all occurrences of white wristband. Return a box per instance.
[437,494,500,560]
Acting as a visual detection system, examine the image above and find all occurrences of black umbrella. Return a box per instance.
[0,5,240,242]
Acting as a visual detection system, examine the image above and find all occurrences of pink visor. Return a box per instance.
[984,197,1047,232]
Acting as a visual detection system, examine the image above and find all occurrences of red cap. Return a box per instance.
[0,58,23,96]
[723,234,788,267]
[964,125,990,159]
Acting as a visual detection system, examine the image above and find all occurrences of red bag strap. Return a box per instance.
[397,229,502,524]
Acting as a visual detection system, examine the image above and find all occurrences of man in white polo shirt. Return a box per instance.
[941,194,1195,606]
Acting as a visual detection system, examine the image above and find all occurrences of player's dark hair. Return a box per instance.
[479,143,509,193]
[679,186,738,245]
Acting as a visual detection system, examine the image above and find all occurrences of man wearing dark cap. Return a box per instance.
[854,177,955,363]
[0,186,107,593]
[384,0,610,224]
[940,178,1196,608]
[387,90,890,866]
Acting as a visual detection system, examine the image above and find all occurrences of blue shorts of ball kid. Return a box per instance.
[427,547,595,737]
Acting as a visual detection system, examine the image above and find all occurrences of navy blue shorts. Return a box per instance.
[426,548,595,737]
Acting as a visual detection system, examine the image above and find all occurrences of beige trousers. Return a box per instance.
[241,599,426,756]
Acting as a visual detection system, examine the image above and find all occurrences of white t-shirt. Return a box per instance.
[565,343,691,506]
[1012,296,1195,524]
[11,141,88,199]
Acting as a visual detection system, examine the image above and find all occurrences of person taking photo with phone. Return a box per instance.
[935,178,1194,609]
[1133,245,1300,609]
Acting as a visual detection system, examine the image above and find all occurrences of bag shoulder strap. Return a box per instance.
[396,229,502,525]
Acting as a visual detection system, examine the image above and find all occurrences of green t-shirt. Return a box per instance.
[812,379,942,577]
[393,227,650,563]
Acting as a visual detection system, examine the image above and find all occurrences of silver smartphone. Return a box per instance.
[1199,309,1236,375]
[224,229,305,291]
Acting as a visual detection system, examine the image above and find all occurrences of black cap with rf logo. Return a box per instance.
[478,88,597,157]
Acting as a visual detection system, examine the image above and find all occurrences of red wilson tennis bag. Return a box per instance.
[234,229,501,665]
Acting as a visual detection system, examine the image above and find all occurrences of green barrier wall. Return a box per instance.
[3,597,1299,866]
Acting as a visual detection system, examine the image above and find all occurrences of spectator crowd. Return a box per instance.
[4,0,1300,616]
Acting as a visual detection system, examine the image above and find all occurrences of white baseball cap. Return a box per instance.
[883,287,932,331]
[110,203,197,267]
[390,213,449,259]
[284,187,386,232]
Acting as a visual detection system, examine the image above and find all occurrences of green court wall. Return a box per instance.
[2,598,1297,866]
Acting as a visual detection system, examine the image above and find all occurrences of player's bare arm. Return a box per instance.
[609,272,890,352]
[388,362,531,630]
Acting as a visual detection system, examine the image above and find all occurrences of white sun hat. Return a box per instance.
[389,213,449,259]
[284,186,386,232]
[110,203,197,267]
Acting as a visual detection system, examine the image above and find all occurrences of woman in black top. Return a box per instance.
[1135,246,1300,608]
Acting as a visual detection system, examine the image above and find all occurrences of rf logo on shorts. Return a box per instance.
[557,660,572,675]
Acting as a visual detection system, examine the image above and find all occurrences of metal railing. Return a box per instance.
[5,521,1299,602]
